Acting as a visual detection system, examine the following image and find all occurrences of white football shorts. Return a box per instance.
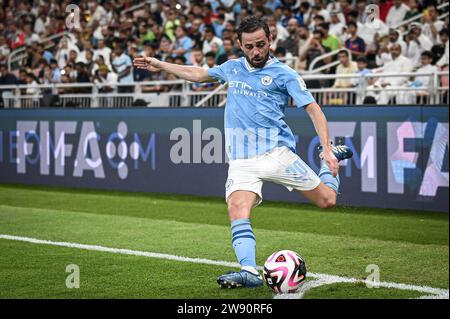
[225,146,321,207]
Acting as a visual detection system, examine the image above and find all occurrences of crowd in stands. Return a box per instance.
[0,0,448,106]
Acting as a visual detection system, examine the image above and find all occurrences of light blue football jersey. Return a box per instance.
[207,56,316,160]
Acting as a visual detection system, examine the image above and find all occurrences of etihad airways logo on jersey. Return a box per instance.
[228,81,268,98]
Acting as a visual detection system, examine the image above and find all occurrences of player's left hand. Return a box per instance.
[322,148,339,177]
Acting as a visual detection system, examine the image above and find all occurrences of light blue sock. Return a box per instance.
[319,162,340,193]
[231,218,257,268]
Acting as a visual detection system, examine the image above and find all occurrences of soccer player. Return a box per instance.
[133,16,353,289]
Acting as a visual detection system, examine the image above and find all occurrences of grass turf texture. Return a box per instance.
[0,184,448,299]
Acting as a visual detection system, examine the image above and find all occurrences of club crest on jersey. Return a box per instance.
[261,75,273,86]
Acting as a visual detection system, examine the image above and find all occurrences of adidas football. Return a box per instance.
[263,250,307,293]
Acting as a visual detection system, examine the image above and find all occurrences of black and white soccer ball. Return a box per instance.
[263,250,307,294]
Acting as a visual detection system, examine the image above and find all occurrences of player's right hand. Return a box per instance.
[133,57,161,72]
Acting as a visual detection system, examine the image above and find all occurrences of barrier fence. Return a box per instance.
[0,71,448,108]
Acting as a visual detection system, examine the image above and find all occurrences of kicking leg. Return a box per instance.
[297,143,352,209]
[298,182,337,209]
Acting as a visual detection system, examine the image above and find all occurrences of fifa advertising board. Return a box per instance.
[0,106,448,212]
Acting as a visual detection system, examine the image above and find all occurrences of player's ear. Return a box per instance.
[237,39,243,51]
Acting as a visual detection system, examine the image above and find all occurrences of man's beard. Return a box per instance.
[245,52,270,68]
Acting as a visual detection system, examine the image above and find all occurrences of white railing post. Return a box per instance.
[92,85,99,108]
[14,87,21,109]
[181,81,189,107]
[356,73,367,104]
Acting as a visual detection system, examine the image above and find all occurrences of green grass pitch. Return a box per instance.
[0,184,448,299]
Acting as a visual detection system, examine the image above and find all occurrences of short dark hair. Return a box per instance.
[205,51,216,59]
[312,29,323,38]
[237,15,270,42]
[338,49,349,57]
[174,55,187,63]
[274,47,286,56]
[348,21,357,29]
[439,28,449,37]
[319,22,330,30]
[348,10,359,19]
[204,26,215,35]
[356,56,368,64]
[421,50,433,59]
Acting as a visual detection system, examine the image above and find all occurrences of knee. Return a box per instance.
[317,196,336,209]
[228,199,252,220]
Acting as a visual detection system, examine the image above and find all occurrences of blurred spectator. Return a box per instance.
[376,44,414,104]
[0,63,18,108]
[388,29,407,53]
[404,50,437,103]
[48,59,61,83]
[93,64,118,93]
[279,18,301,56]
[386,0,410,28]
[0,36,10,64]
[345,22,366,57]
[434,28,449,68]
[190,47,205,67]
[112,44,133,85]
[377,0,393,23]
[355,56,372,80]
[318,22,340,52]
[333,50,358,89]
[405,0,421,21]
[404,28,423,67]
[300,29,329,71]
[269,25,282,52]
[0,64,17,85]
[94,39,112,70]
[274,46,295,68]
[329,11,345,38]
[37,44,54,64]
[202,26,222,55]
[24,24,41,46]
[212,14,226,38]
[266,15,288,41]
[217,38,237,65]
[18,69,28,85]
[422,5,445,45]
[7,23,26,50]
[357,12,389,49]
[376,29,407,66]
[56,38,80,69]
[297,25,313,63]
[173,26,194,63]
[188,18,204,49]
[24,72,40,107]
[75,62,91,83]
[164,9,180,42]
[410,22,433,52]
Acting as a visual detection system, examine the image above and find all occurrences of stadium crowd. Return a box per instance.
[0,0,448,106]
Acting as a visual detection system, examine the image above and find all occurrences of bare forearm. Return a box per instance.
[155,60,211,82]
[305,103,332,150]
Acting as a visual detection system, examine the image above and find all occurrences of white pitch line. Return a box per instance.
[0,234,448,298]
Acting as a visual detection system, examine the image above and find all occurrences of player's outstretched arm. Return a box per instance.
[304,102,339,177]
[133,57,216,83]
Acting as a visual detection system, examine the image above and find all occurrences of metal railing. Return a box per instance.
[122,0,156,15]
[0,71,448,108]
[392,1,449,31]
[7,32,71,72]
[306,48,352,75]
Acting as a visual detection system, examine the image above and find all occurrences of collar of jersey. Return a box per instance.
[243,56,277,72]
